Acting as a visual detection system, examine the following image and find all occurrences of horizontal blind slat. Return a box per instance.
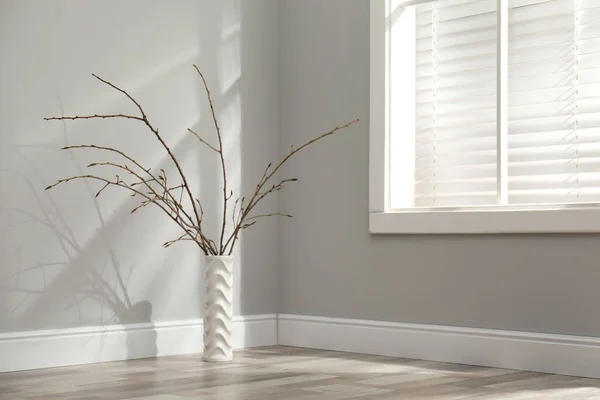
[509,112,600,135]
[417,11,497,36]
[580,7,600,26]
[509,157,600,176]
[506,0,599,204]
[410,0,600,207]
[417,0,488,12]
[510,142,600,162]
[414,0,498,207]
[418,95,496,114]
[417,0,496,25]
[417,27,496,51]
[510,0,572,23]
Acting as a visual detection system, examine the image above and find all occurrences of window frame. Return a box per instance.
[369,0,600,234]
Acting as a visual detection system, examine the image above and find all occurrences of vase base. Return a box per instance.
[202,355,233,363]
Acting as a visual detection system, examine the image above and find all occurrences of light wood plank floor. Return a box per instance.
[2,346,600,399]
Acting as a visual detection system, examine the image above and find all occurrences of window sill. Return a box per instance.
[369,207,600,234]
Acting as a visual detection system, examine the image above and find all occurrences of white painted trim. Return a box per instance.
[278,314,600,379]
[369,0,389,213]
[7,313,600,379]
[370,206,600,234]
[399,0,438,5]
[0,314,277,373]
[368,0,600,233]
[497,0,508,205]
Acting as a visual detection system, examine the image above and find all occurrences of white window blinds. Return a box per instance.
[412,0,600,208]
[508,0,600,205]
[415,0,498,207]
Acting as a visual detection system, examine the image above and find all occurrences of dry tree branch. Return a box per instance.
[208,238,219,253]
[264,120,358,186]
[178,185,185,206]
[130,197,157,214]
[257,163,272,188]
[91,74,146,116]
[95,182,111,198]
[93,74,207,248]
[45,66,358,256]
[232,198,240,227]
[246,213,293,222]
[45,75,215,255]
[45,174,208,253]
[62,144,194,224]
[86,160,194,230]
[222,179,298,254]
[187,128,219,153]
[45,114,144,122]
[223,119,358,255]
[240,221,257,230]
[193,64,228,255]
[163,232,195,248]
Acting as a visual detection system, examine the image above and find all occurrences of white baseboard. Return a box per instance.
[6,313,600,379]
[0,314,277,373]
[278,314,600,380]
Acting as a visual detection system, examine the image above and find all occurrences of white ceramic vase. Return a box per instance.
[202,255,234,362]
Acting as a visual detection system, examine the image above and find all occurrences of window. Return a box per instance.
[369,0,600,233]
[414,0,498,208]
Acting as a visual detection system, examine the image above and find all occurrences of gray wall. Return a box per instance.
[278,0,600,338]
[0,0,279,332]
[3,0,599,340]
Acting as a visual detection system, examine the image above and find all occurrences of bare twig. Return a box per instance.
[45,174,207,253]
[94,74,208,250]
[193,64,228,254]
[130,197,156,214]
[45,66,358,256]
[86,160,196,232]
[91,74,147,118]
[223,119,357,254]
[246,213,293,222]
[187,128,219,153]
[232,198,240,227]
[163,232,195,248]
[95,182,110,198]
[240,221,257,230]
[46,76,215,255]
[44,114,144,122]
[222,119,352,252]
[64,144,192,223]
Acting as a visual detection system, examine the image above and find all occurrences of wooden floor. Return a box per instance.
[2,346,600,399]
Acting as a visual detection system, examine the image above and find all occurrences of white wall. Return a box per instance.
[0,0,280,333]
[5,0,599,351]
[278,0,600,338]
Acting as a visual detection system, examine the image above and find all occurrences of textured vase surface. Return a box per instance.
[202,255,234,362]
